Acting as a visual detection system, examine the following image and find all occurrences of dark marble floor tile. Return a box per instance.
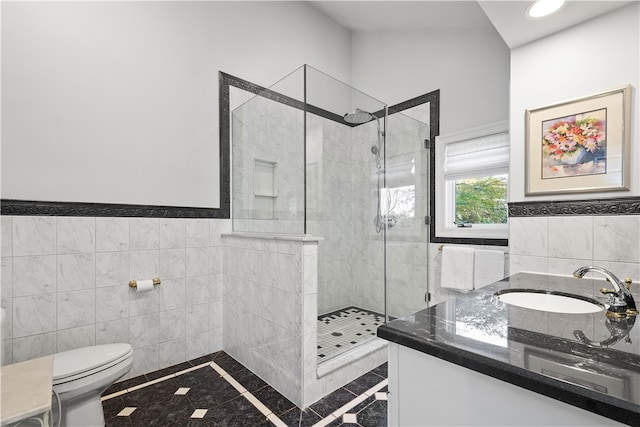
[204,394,268,426]
[121,376,180,407]
[185,373,242,408]
[103,374,149,395]
[278,407,323,427]
[186,419,213,427]
[188,351,221,366]
[105,415,133,427]
[213,352,246,374]
[126,398,171,426]
[343,371,386,395]
[381,385,388,393]
[178,365,222,388]
[102,395,125,420]
[252,385,297,417]
[233,367,268,393]
[145,361,194,380]
[356,399,387,427]
[371,362,388,378]
[309,387,357,418]
[347,394,375,415]
[299,408,324,427]
[148,395,196,426]
[325,417,343,427]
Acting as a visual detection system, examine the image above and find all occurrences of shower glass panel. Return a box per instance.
[384,106,431,320]
[231,66,305,234]
[305,66,389,362]
[231,65,431,365]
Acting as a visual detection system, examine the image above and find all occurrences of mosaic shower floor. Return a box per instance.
[317,307,386,361]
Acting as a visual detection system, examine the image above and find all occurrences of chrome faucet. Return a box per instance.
[573,266,637,317]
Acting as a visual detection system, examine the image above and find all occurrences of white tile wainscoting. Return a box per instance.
[222,232,387,408]
[0,215,230,378]
[509,215,640,282]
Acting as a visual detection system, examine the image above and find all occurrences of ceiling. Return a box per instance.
[309,1,635,48]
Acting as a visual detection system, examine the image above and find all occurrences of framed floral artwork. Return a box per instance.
[525,85,631,195]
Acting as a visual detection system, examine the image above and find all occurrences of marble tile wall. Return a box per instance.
[0,215,230,378]
[231,95,305,234]
[221,233,387,408]
[306,113,356,315]
[509,215,640,284]
[222,234,316,406]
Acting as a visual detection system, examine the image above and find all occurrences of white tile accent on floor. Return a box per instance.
[117,407,136,417]
[342,413,357,423]
[174,387,190,395]
[191,409,208,419]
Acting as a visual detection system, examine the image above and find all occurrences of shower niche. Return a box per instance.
[224,65,431,406]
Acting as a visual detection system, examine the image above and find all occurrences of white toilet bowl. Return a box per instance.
[52,343,133,427]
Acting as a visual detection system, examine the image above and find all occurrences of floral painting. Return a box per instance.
[541,109,607,179]
[525,85,630,196]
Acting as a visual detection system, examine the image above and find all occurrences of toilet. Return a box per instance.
[52,343,133,427]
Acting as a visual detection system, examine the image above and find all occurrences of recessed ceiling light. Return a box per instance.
[526,0,566,18]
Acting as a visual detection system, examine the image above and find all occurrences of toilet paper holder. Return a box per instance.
[129,277,161,288]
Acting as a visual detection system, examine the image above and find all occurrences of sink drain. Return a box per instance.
[331,332,343,337]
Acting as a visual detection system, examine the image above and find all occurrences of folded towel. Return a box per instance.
[474,249,505,289]
[440,246,475,291]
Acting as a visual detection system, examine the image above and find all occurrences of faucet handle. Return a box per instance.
[600,287,618,296]
[625,278,632,291]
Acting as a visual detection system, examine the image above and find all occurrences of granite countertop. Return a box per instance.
[0,355,53,425]
[377,272,640,426]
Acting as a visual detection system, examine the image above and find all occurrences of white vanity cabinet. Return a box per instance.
[387,343,624,426]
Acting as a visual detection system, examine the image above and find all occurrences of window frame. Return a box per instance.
[435,121,509,241]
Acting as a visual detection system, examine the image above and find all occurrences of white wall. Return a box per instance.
[509,3,640,202]
[1,1,351,208]
[350,29,510,135]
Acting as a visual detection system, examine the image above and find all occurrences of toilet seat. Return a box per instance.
[53,343,133,385]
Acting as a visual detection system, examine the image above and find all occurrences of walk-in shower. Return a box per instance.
[226,64,431,405]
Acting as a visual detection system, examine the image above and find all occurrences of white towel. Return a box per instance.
[474,249,505,289]
[440,246,475,291]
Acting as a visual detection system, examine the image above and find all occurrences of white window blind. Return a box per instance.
[443,132,509,180]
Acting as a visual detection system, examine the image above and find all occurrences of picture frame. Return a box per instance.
[525,85,631,196]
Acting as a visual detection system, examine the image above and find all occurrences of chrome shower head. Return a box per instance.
[344,108,374,124]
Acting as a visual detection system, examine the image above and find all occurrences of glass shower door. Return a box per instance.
[304,65,388,362]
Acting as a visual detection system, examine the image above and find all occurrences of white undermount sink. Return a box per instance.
[494,289,604,314]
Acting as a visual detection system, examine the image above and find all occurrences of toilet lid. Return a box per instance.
[53,343,132,381]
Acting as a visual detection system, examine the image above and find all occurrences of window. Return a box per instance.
[436,121,509,240]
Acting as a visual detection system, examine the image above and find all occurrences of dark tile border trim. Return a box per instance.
[0,199,226,218]
[384,92,508,247]
[508,197,640,217]
[220,69,365,128]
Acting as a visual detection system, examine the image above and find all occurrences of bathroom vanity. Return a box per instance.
[378,272,640,426]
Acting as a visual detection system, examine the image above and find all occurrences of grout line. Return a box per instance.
[311,414,337,427]
[364,378,388,397]
[224,373,248,394]
[209,361,228,376]
[242,391,272,417]
[267,412,287,427]
[329,392,369,419]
